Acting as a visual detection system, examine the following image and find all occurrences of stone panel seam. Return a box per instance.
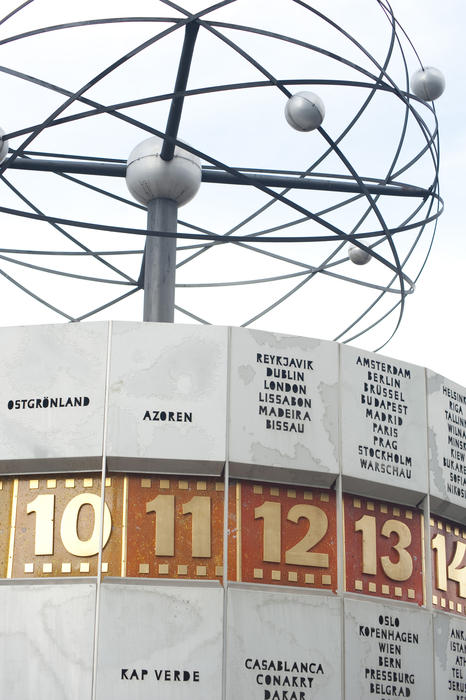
[91,319,112,700]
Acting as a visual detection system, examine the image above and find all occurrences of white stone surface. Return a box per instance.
[229,328,339,486]
[427,370,466,521]
[0,581,95,698]
[226,584,342,699]
[95,580,223,700]
[340,345,428,504]
[345,597,434,699]
[433,612,466,699]
[107,322,228,474]
[0,323,107,471]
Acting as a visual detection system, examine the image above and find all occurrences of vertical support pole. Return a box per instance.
[143,197,178,322]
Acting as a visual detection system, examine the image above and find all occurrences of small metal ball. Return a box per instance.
[126,136,201,207]
[285,91,325,132]
[348,244,371,265]
[411,67,445,101]
[0,128,9,164]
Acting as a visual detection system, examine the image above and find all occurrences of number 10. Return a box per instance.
[27,494,111,557]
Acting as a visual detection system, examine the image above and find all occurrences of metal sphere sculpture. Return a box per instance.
[0,0,443,349]
[411,67,446,102]
[126,137,202,206]
[285,92,326,132]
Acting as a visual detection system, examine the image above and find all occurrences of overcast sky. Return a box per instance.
[0,0,463,384]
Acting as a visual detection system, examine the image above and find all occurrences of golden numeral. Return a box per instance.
[254,500,329,567]
[355,515,377,575]
[448,541,466,598]
[285,505,329,567]
[27,494,54,555]
[254,501,281,562]
[354,515,413,582]
[60,493,111,557]
[433,534,466,598]
[27,493,111,557]
[146,494,175,556]
[182,496,211,558]
[432,533,448,591]
[380,519,412,581]
[146,495,212,559]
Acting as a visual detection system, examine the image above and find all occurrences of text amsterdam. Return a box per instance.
[356,355,414,482]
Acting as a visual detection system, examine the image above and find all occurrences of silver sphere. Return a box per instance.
[126,136,201,207]
[411,67,445,101]
[0,128,9,164]
[348,244,371,265]
[285,91,325,132]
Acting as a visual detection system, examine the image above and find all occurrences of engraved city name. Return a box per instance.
[244,657,325,700]
[360,614,419,698]
[120,668,200,682]
[439,383,466,500]
[448,627,466,695]
[256,352,314,434]
[355,354,414,482]
[142,410,193,422]
[7,395,90,410]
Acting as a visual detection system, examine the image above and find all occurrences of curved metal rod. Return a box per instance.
[317,4,409,340]
[0,175,136,283]
[0,0,35,26]
[75,287,140,322]
[3,66,437,279]
[0,74,413,143]
[0,17,181,47]
[339,186,439,348]
[174,304,210,324]
[0,2,442,345]
[160,20,200,162]
[143,19,436,278]
[0,196,443,241]
[0,266,73,321]
[0,10,206,174]
[0,253,134,285]
[0,200,443,245]
[176,267,412,294]
[332,14,440,343]
[0,248,143,256]
[7,157,429,198]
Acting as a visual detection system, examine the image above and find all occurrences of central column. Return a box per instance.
[126,20,201,323]
[144,198,178,322]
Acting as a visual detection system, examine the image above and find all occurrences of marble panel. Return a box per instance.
[427,370,466,521]
[340,345,428,504]
[0,323,108,471]
[433,612,466,698]
[226,583,342,699]
[107,322,228,474]
[229,328,339,486]
[95,579,223,700]
[0,579,95,698]
[345,597,434,699]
